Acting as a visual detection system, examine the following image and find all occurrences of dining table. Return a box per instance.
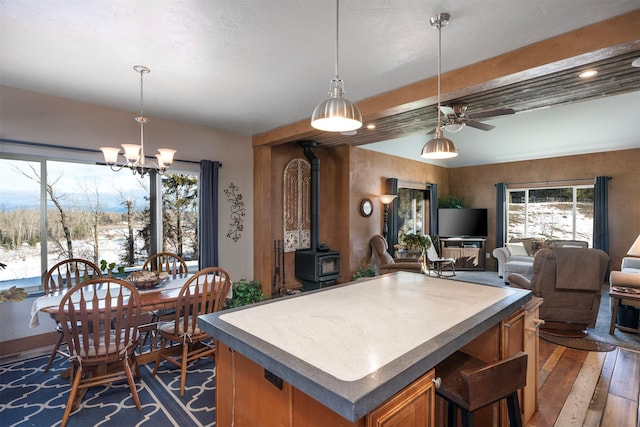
[30,272,232,365]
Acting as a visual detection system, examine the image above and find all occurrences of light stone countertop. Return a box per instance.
[199,271,531,421]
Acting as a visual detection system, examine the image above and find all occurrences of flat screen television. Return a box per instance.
[438,208,488,237]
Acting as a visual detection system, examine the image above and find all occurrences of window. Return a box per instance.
[397,188,427,240]
[507,186,594,244]
[0,155,198,292]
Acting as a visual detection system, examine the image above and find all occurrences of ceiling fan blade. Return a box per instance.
[439,106,455,116]
[466,120,495,131]
[467,108,515,120]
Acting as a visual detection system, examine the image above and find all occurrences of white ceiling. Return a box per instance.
[1,1,639,166]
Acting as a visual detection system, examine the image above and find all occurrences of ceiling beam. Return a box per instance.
[252,9,640,147]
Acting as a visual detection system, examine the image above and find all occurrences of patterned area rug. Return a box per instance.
[0,353,216,426]
[540,331,616,352]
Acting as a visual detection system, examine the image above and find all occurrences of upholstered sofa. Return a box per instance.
[610,257,640,289]
[492,242,535,282]
[369,234,423,275]
[545,239,589,248]
[508,247,609,328]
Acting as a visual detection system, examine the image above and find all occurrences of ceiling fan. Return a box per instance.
[428,104,515,134]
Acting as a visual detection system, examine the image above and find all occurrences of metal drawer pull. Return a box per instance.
[526,318,545,332]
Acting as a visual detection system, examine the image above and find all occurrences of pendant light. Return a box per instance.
[311,0,362,132]
[100,65,176,176]
[421,13,458,159]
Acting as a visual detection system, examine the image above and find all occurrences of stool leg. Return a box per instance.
[447,401,457,427]
[460,408,474,427]
[506,392,523,427]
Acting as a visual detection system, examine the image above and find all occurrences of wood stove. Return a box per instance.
[294,141,340,291]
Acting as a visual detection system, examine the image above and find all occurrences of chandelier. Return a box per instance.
[100,65,176,177]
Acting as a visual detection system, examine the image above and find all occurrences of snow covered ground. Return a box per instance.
[0,225,138,285]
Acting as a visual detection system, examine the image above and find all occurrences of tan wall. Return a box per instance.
[348,147,450,277]
[450,148,640,270]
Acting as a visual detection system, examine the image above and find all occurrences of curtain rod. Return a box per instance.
[1,138,206,166]
[496,176,612,187]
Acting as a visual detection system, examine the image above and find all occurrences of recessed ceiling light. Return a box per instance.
[340,130,357,136]
[579,69,598,78]
[366,124,376,130]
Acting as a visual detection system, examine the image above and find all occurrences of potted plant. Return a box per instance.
[352,266,376,280]
[402,233,431,256]
[100,259,126,277]
[0,262,28,303]
[226,279,265,308]
[438,195,466,208]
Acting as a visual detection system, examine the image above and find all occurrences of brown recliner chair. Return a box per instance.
[509,247,609,329]
[369,235,423,275]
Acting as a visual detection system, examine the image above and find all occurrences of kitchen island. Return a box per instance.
[199,272,532,426]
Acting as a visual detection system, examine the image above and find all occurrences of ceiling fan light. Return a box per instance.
[443,122,465,133]
[421,129,458,159]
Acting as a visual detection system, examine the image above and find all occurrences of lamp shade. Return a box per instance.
[421,128,458,159]
[121,144,141,163]
[311,78,362,132]
[379,194,397,205]
[100,146,121,164]
[443,122,465,133]
[157,148,176,166]
[628,234,640,257]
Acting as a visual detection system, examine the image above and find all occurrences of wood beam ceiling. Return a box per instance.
[252,10,640,149]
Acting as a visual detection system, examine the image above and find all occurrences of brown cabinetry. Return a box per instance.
[216,341,435,427]
[367,370,436,427]
[439,238,486,270]
[216,305,536,427]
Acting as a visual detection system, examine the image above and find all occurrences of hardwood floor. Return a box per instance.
[529,339,640,427]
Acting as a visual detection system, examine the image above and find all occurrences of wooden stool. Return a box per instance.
[435,351,527,427]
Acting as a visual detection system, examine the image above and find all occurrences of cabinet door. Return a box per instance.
[367,370,435,427]
[216,342,291,426]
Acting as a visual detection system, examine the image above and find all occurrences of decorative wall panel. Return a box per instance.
[283,158,310,252]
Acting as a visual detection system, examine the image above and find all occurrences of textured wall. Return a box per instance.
[450,148,640,270]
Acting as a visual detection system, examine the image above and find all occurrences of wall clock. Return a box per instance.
[359,198,373,217]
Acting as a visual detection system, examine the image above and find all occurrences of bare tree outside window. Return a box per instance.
[507,186,594,245]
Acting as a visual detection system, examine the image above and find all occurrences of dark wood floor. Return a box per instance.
[529,339,640,427]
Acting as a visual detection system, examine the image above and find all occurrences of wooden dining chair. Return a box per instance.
[152,267,231,396]
[57,277,142,427]
[43,258,102,372]
[141,252,190,348]
[143,252,189,275]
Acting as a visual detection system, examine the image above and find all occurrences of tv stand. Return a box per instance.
[439,237,486,271]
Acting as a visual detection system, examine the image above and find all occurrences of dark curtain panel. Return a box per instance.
[385,178,399,256]
[593,176,609,253]
[495,182,507,248]
[199,160,221,268]
[429,184,438,236]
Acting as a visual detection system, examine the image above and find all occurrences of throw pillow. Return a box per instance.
[507,242,529,256]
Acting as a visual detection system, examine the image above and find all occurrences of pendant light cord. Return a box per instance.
[139,68,144,118]
[334,0,340,79]
[436,20,442,129]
